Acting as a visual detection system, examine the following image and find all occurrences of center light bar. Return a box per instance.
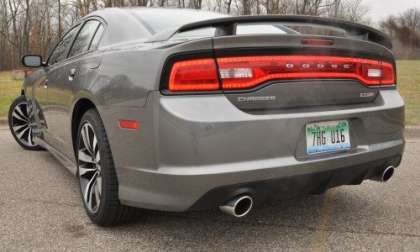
[167,55,395,92]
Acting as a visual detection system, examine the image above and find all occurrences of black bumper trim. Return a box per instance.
[189,155,402,211]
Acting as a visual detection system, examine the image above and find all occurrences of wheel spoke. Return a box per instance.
[96,175,102,194]
[16,126,29,140]
[95,148,100,163]
[94,180,101,207]
[88,184,95,210]
[13,124,28,133]
[78,149,95,164]
[12,110,27,122]
[27,128,33,146]
[83,171,98,211]
[11,101,37,148]
[92,135,98,153]
[81,125,92,154]
[78,122,102,214]
[16,104,28,119]
[79,165,97,177]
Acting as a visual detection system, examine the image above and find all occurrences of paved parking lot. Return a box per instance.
[0,126,419,251]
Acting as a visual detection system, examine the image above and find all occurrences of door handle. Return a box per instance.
[68,68,76,81]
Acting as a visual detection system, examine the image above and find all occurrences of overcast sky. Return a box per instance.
[364,0,420,22]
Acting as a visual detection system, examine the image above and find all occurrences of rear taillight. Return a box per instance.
[167,55,395,92]
[168,58,219,91]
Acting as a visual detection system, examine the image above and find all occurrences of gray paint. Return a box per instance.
[21,8,404,212]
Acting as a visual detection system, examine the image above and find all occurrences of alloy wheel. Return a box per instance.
[78,122,102,214]
[11,101,36,147]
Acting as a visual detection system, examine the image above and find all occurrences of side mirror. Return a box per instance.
[22,55,44,68]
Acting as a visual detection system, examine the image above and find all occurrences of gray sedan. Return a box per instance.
[9,8,404,226]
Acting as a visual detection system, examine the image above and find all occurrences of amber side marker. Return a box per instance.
[119,120,140,130]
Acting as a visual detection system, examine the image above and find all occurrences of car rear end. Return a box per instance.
[118,16,404,213]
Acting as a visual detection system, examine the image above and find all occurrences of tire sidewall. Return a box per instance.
[8,96,42,151]
[76,109,117,224]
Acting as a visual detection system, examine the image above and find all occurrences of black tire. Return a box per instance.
[76,109,136,226]
[8,95,43,151]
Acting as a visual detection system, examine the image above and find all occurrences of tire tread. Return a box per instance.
[78,109,137,226]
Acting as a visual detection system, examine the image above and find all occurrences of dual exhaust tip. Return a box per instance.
[219,166,395,218]
[219,195,254,218]
[371,165,395,182]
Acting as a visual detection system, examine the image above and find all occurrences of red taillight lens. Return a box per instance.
[168,58,219,91]
[167,55,395,92]
[217,56,395,90]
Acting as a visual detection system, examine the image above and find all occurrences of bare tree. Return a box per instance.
[0,0,418,71]
[381,8,420,59]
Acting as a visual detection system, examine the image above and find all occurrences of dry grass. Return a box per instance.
[0,71,22,118]
[396,60,420,125]
[0,61,419,124]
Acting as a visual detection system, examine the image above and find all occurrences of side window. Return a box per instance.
[68,20,101,58]
[48,25,80,65]
[89,24,105,51]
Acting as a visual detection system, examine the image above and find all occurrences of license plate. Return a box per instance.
[306,120,351,155]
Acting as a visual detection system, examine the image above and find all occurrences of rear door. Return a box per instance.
[41,25,80,146]
[46,19,104,157]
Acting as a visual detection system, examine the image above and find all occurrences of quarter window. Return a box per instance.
[48,25,80,65]
[89,24,105,51]
[68,20,101,58]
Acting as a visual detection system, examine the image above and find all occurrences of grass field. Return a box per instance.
[0,71,22,119]
[1,61,420,124]
[396,61,420,125]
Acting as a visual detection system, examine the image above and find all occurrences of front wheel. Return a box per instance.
[8,96,43,150]
[77,109,136,226]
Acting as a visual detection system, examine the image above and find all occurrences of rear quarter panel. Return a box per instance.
[93,38,214,174]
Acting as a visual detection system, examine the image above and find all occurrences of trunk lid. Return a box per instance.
[212,34,394,111]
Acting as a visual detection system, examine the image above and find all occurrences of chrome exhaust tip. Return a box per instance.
[371,165,395,182]
[219,195,253,218]
[381,166,395,182]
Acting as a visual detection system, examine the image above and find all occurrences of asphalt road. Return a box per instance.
[0,126,419,251]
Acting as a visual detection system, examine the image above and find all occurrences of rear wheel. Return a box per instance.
[77,109,136,226]
[8,96,43,150]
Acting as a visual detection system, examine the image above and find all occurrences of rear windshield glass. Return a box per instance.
[236,24,287,35]
[173,23,290,39]
[282,23,347,37]
[131,9,226,34]
[172,22,351,40]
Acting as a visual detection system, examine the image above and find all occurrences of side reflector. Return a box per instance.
[119,120,139,130]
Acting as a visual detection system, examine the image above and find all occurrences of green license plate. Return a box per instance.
[306,120,351,155]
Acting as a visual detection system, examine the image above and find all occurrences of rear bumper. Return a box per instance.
[114,90,405,211]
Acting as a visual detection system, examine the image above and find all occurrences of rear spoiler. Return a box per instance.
[148,15,392,50]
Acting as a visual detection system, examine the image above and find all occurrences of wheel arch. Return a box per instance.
[71,97,98,155]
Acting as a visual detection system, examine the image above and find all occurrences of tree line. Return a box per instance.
[0,0,419,70]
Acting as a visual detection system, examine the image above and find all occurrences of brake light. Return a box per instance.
[217,56,395,90]
[168,58,219,91]
[167,55,395,92]
[301,39,334,46]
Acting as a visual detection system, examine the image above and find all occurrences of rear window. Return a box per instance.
[236,24,287,35]
[130,9,226,34]
[282,23,347,37]
[172,22,355,40]
[172,23,291,40]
